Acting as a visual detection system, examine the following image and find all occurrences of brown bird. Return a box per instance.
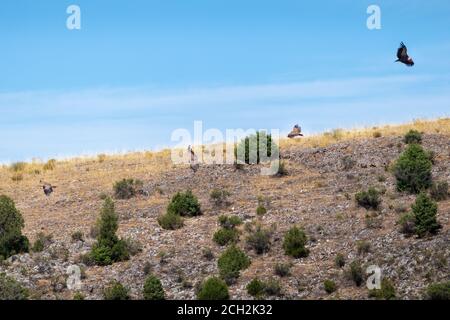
[42,183,56,196]
[396,42,414,67]
[187,145,199,172]
[287,124,304,138]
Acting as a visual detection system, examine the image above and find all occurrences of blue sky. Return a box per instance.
[1,0,449,162]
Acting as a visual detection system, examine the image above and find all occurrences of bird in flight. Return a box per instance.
[396,42,414,67]
[287,124,304,138]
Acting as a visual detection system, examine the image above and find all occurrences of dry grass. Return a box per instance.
[280,117,450,149]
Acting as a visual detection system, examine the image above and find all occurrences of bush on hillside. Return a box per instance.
[411,193,440,237]
[143,274,165,300]
[197,277,229,300]
[218,245,251,284]
[235,131,279,165]
[394,144,432,194]
[403,129,422,144]
[103,281,130,300]
[89,197,129,266]
[355,188,381,210]
[213,228,239,246]
[210,189,231,207]
[246,226,272,254]
[113,178,143,199]
[246,278,266,298]
[0,273,29,300]
[0,195,29,259]
[158,213,184,230]
[426,281,450,300]
[283,227,309,258]
[167,190,201,217]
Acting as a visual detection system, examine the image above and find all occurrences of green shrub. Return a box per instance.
[346,261,364,287]
[158,213,184,230]
[218,245,251,284]
[426,281,450,300]
[235,131,279,165]
[213,228,239,246]
[167,190,201,217]
[103,281,130,300]
[0,273,29,300]
[335,253,346,268]
[398,212,416,236]
[394,144,432,193]
[274,263,291,277]
[143,274,165,300]
[324,279,337,294]
[256,205,267,216]
[218,215,242,229]
[368,278,396,300]
[246,227,272,254]
[355,188,381,210]
[210,189,231,207]
[283,227,309,258]
[0,195,29,258]
[430,181,449,201]
[246,278,265,298]
[412,193,440,237]
[197,277,229,300]
[113,178,143,199]
[32,233,53,252]
[403,129,422,144]
[90,197,129,266]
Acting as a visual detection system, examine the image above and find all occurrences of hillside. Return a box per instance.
[0,118,449,300]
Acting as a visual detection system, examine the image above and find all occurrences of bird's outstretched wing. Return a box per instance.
[397,42,408,59]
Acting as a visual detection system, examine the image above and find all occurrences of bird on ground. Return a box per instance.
[287,124,304,138]
[42,183,56,196]
[187,145,199,172]
[396,42,414,66]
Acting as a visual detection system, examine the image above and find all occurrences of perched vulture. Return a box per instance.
[42,184,56,196]
[396,42,414,66]
[287,124,304,138]
[187,145,199,172]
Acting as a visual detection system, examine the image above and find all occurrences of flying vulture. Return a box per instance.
[287,124,304,138]
[187,145,199,172]
[396,42,414,67]
[42,184,56,196]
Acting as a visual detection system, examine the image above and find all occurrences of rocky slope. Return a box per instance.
[0,126,449,300]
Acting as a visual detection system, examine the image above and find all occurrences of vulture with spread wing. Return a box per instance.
[396,42,414,66]
[287,124,304,138]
